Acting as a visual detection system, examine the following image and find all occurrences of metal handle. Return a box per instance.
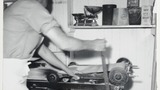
[101,51,110,90]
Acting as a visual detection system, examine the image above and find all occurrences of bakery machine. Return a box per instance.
[27,57,138,90]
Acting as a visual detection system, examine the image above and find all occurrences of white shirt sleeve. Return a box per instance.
[25,1,60,34]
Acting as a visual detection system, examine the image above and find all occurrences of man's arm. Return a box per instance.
[38,44,79,79]
[24,1,106,51]
[42,26,106,51]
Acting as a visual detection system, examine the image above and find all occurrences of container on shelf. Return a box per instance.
[128,7,141,25]
[141,6,153,25]
[127,0,139,7]
[102,4,117,25]
[112,8,129,25]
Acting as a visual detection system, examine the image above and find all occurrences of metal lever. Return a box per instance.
[101,51,110,90]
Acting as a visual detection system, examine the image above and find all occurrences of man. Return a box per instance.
[3,0,106,90]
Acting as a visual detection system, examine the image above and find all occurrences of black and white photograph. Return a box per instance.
[1,0,159,90]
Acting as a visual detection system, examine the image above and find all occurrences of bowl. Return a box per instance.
[84,6,102,15]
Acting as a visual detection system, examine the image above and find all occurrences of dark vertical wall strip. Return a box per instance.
[46,0,53,14]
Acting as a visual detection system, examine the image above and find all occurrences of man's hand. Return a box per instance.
[89,39,107,51]
[65,69,80,80]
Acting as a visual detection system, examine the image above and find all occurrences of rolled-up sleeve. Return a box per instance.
[25,2,59,34]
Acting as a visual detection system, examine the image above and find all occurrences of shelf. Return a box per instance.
[69,25,156,29]
[4,0,16,2]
